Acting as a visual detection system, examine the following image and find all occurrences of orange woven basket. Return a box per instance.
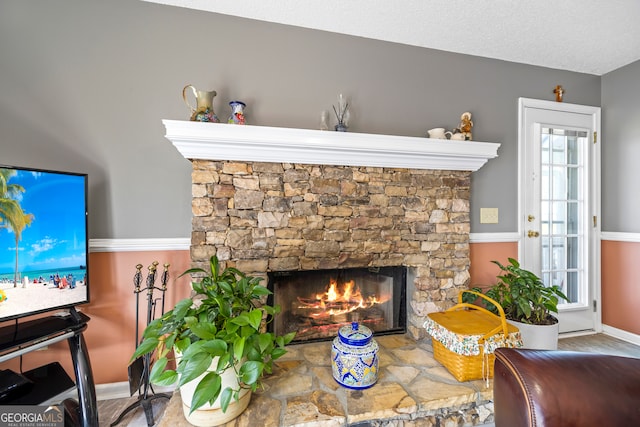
[425,290,522,382]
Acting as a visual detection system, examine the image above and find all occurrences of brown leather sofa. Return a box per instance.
[493,348,640,426]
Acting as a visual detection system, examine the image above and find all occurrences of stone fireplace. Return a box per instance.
[163,120,500,339]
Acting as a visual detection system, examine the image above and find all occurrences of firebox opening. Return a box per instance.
[267,266,406,344]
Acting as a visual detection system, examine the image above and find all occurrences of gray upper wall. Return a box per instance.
[0,0,608,239]
[601,60,640,233]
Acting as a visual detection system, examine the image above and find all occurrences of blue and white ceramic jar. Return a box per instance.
[331,322,379,389]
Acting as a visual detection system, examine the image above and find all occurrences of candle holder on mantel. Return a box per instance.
[333,93,350,132]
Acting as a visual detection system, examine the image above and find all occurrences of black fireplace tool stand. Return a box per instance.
[110,262,172,427]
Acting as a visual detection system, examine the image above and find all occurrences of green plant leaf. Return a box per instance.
[270,347,287,360]
[251,285,271,297]
[209,256,220,279]
[230,313,250,327]
[246,346,261,361]
[173,298,194,320]
[201,339,228,357]
[248,309,263,330]
[178,267,206,278]
[219,387,233,413]
[257,333,273,353]
[175,338,190,353]
[240,325,255,338]
[226,321,240,334]
[151,369,178,387]
[190,322,217,340]
[149,356,168,381]
[282,331,296,345]
[132,337,159,360]
[181,340,206,359]
[239,360,263,385]
[216,297,232,318]
[233,336,246,361]
[179,352,212,386]
[218,280,233,294]
[216,352,231,372]
[189,372,222,414]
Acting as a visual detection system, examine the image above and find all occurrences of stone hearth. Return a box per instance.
[157,334,494,427]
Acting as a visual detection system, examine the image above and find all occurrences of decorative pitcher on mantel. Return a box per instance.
[182,84,220,123]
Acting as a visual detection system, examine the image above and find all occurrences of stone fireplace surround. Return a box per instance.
[161,120,501,425]
[163,120,500,339]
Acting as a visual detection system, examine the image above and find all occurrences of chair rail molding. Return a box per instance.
[89,238,190,253]
[162,120,500,171]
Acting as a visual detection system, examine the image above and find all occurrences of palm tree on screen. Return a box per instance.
[0,168,34,287]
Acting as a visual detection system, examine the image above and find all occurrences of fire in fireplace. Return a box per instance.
[267,266,406,343]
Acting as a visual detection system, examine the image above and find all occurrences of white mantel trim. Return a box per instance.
[163,120,500,171]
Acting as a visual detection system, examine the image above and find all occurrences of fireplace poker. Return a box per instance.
[132,264,143,347]
[145,261,158,326]
[159,263,170,316]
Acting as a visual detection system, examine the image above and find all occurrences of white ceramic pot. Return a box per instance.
[178,355,251,427]
[508,319,559,350]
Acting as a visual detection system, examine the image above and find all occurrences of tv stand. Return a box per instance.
[0,308,98,427]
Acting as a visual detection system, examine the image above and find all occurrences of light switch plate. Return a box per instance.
[480,208,499,224]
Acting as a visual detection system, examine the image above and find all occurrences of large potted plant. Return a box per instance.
[474,258,568,350]
[131,256,295,426]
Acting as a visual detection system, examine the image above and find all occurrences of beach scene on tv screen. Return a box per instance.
[0,167,88,320]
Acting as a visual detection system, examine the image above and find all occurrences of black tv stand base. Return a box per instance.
[0,308,98,427]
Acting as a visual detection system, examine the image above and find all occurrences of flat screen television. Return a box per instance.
[0,165,89,323]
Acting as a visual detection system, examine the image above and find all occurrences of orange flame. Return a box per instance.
[302,277,389,319]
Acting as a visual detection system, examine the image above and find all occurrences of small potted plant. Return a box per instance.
[472,258,568,349]
[131,256,295,426]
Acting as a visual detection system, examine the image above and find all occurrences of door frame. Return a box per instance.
[517,97,602,335]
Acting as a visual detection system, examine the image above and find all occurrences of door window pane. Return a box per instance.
[539,127,587,307]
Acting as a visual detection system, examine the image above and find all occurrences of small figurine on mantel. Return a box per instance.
[554,85,565,102]
[457,111,473,140]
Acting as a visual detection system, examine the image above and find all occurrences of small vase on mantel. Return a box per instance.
[228,101,246,125]
[333,93,350,132]
[182,85,220,123]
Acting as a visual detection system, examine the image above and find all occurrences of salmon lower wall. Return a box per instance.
[601,240,640,335]
[0,239,636,386]
[0,250,192,385]
[469,242,519,290]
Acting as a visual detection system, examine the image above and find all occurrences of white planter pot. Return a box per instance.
[178,356,251,427]
[508,319,559,350]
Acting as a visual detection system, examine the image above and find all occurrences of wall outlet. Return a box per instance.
[480,208,499,224]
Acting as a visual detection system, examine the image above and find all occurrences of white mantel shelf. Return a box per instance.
[163,120,500,171]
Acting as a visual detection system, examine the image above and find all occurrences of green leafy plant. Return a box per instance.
[131,256,295,414]
[474,258,568,325]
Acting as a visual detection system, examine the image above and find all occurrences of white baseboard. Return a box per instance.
[94,381,176,401]
[44,382,176,403]
[602,324,640,346]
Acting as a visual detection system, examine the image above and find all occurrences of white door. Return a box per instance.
[519,98,601,334]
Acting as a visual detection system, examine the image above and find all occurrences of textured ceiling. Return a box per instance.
[143,0,640,76]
